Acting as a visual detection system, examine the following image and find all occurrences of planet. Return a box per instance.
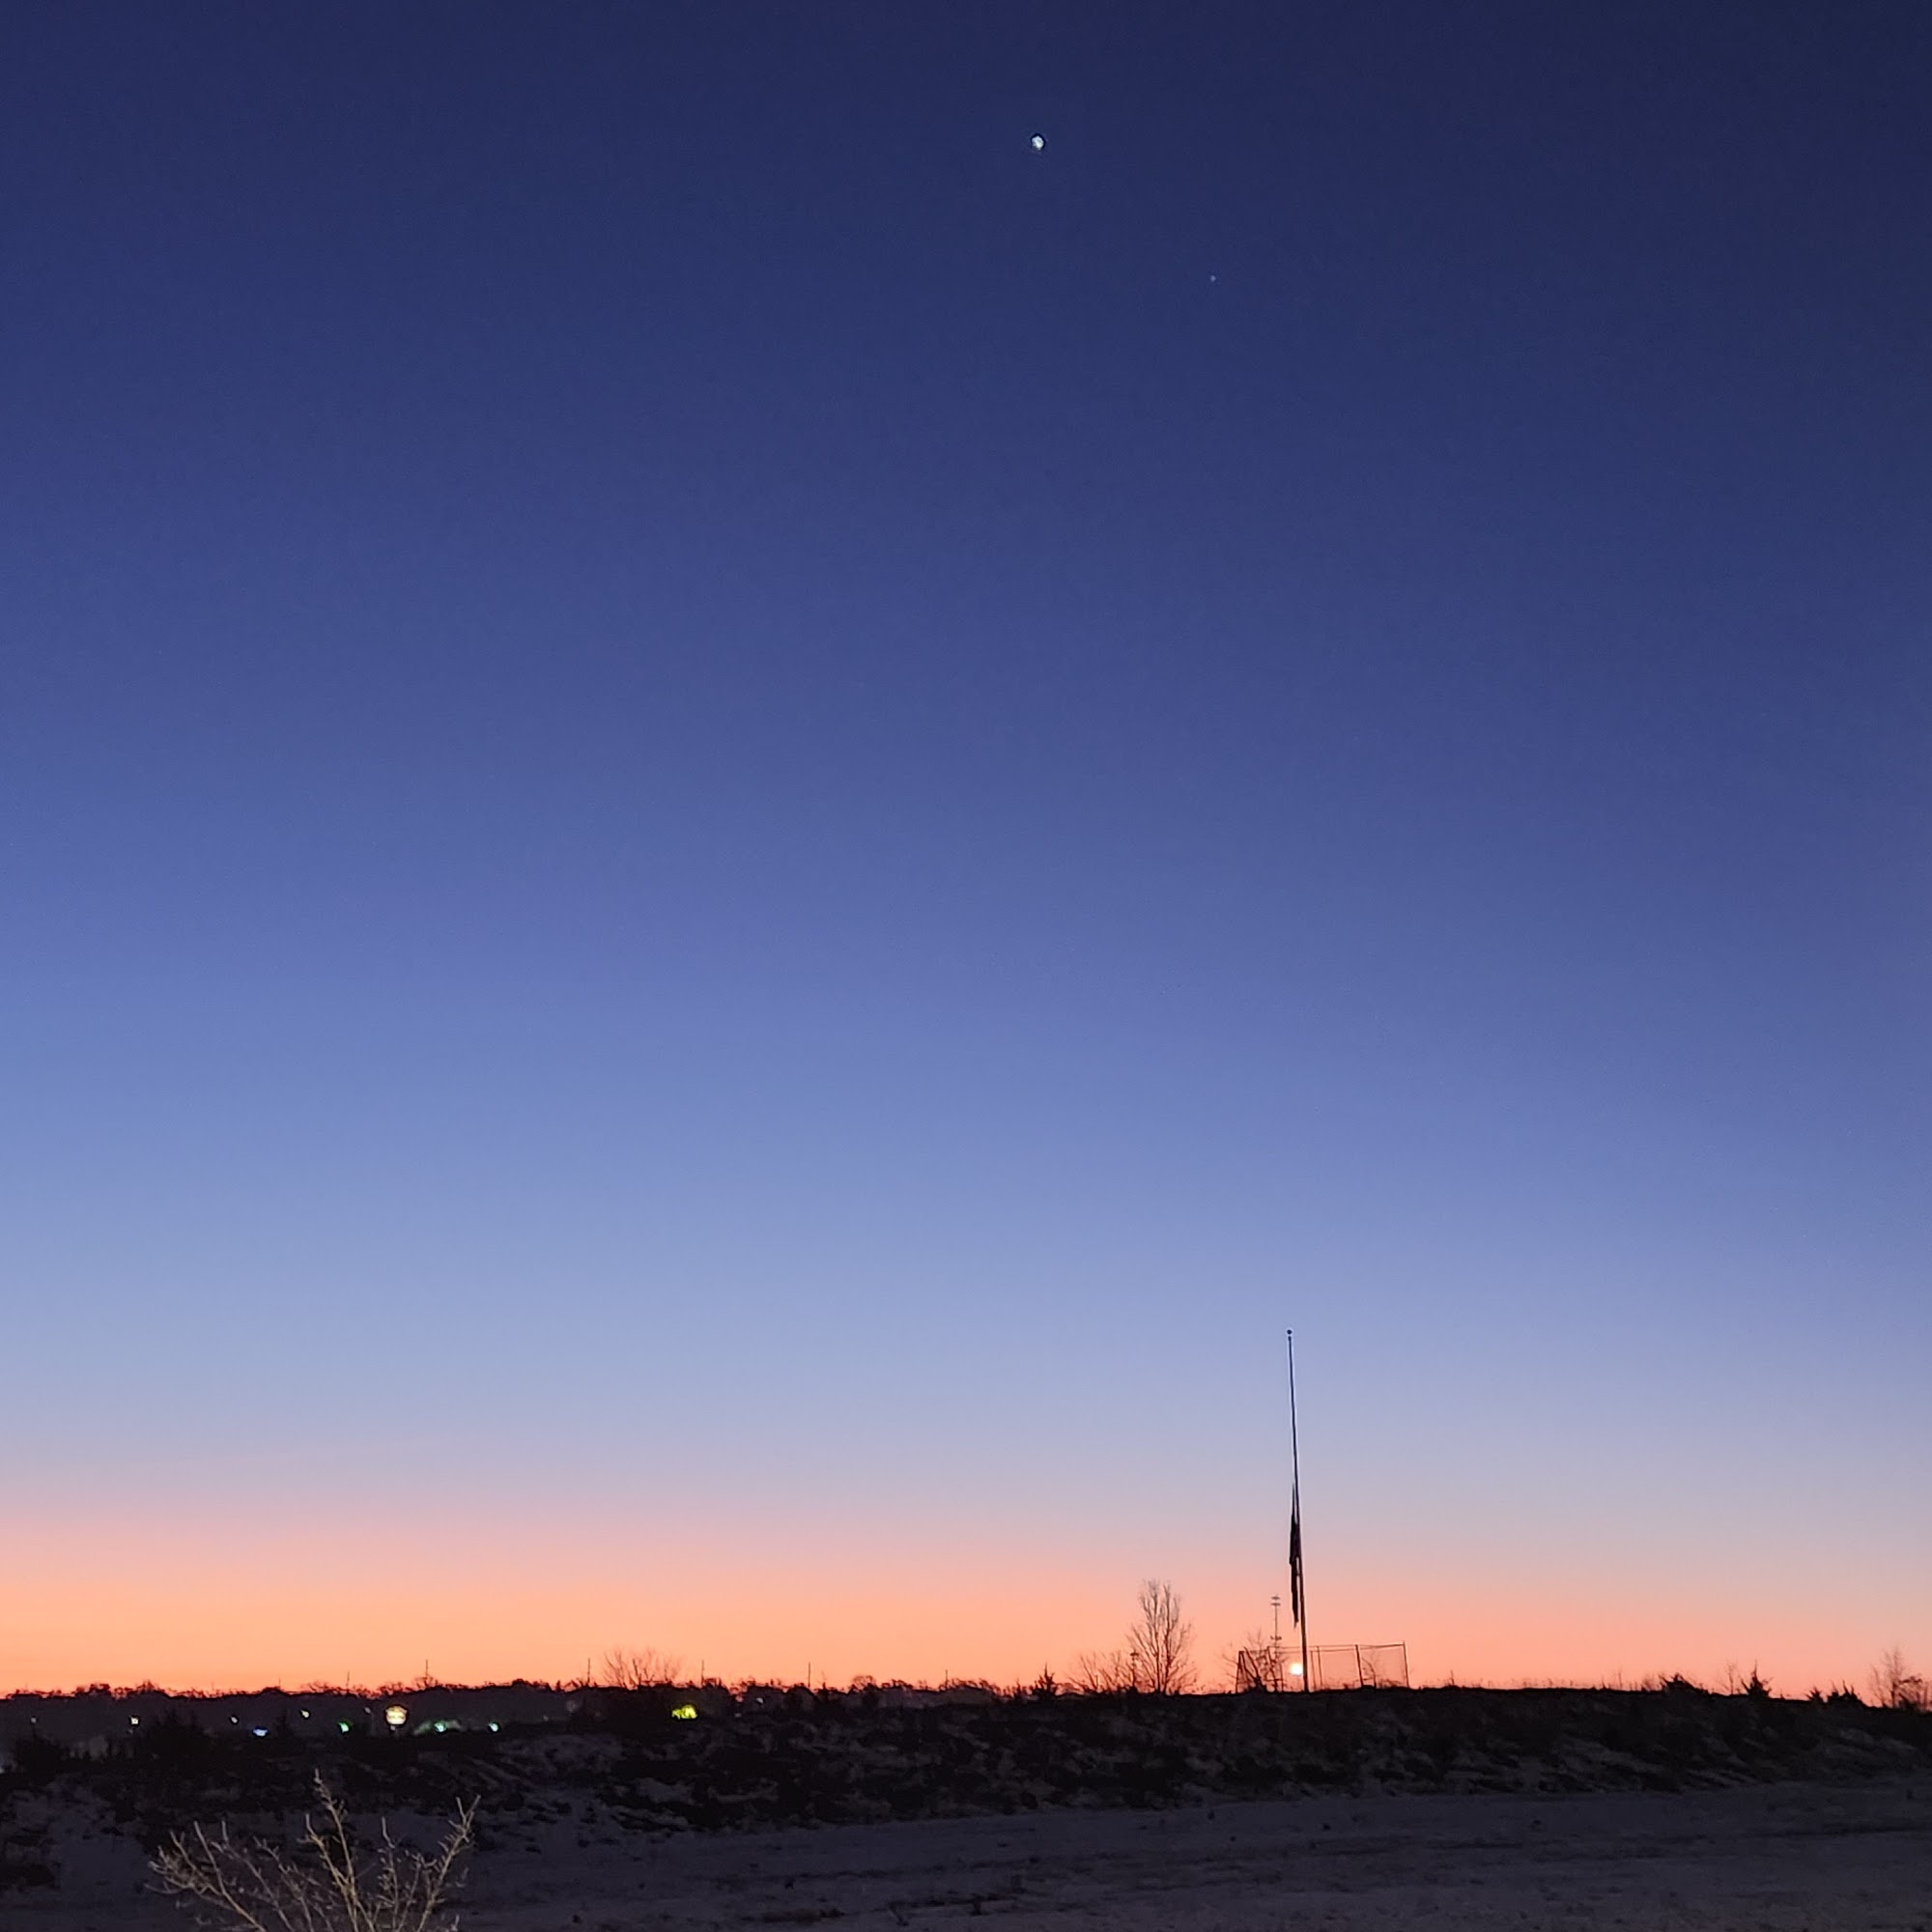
[1031,133,1045,151]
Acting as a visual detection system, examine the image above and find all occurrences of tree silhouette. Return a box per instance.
[1128,1578,1197,1694]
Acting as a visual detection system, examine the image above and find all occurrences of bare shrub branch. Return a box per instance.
[152,1775,472,1932]
[1070,1647,1134,1693]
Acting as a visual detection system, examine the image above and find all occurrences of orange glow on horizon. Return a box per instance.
[0,1512,1894,1700]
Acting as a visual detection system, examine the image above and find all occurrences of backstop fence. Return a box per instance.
[1311,1642,1409,1689]
[1236,1641,1409,1690]
[1234,1647,1285,1691]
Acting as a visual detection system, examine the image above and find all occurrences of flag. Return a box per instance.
[1289,1486,1303,1629]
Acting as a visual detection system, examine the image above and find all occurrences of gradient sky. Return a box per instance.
[3,3,1927,1696]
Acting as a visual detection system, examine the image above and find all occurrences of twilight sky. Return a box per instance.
[3,3,1927,1695]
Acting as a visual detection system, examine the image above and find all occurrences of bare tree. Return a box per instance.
[1870,1646,1928,1712]
[153,1775,472,1932]
[1070,1581,1198,1694]
[1129,1579,1197,1694]
[603,1646,683,1690]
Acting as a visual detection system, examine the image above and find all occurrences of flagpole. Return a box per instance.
[1288,1328,1310,1690]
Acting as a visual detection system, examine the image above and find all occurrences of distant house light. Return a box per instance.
[129,1716,140,1725]
[339,1721,353,1733]
[251,1727,269,1738]
[300,1709,310,1718]
[670,1704,697,1720]
[488,1721,499,1733]
[384,1704,409,1729]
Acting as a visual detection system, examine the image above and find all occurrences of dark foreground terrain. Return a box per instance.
[5,1687,1930,1928]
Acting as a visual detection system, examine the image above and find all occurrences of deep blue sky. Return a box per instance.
[3,3,1927,1689]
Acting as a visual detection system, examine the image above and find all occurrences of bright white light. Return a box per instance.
[384,1704,408,1729]
[1030,133,1045,151]
[1289,1662,1305,1677]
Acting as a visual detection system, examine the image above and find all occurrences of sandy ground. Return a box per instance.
[14,1780,1931,1931]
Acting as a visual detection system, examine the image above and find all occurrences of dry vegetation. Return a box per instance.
[6,1677,1930,1891]
[150,1776,471,1932]
[600,1650,684,1693]
[6,1639,1929,1919]
[1870,1645,1929,1712]
[1073,1579,1199,1695]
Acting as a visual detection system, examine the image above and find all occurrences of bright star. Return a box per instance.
[1030,133,1045,151]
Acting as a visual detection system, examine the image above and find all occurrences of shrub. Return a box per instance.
[152,1774,472,1932]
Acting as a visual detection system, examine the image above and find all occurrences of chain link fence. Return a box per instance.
[1234,1641,1409,1690]
[1310,1642,1409,1689]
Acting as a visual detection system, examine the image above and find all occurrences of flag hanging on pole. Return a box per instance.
[1287,1328,1307,1667]
[1289,1485,1304,1628]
